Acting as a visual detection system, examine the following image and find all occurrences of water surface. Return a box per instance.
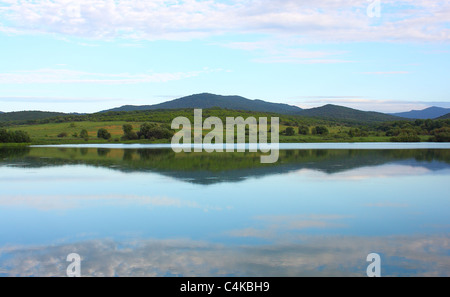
[0,146,449,276]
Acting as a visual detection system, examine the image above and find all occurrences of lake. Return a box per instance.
[0,144,449,277]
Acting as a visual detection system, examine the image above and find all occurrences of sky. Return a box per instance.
[0,0,449,113]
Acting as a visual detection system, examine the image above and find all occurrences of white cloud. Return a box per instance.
[292,165,433,181]
[0,0,448,42]
[216,39,353,64]
[0,68,220,84]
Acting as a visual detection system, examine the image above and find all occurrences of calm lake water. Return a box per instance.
[0,144,449,277]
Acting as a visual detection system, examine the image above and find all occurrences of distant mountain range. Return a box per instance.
[102,93,303,115]
[1,93,448,124]
[101,93,403,123]
[390,106,450,119]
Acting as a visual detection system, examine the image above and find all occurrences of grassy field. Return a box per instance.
[8,121,141,144]
[2,107,448,144]
[3,120,402,145]
[4,118,439,145]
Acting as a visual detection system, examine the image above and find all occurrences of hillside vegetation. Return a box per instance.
[438,113,450,120]
[296,104,402,124]
[0,111,68,123]
[391,106,450,119]
[102,93,303,115]
[1,108,449,144]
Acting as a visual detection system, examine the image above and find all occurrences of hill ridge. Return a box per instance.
[390,106,450,119]
[295,104,403,123]
[102,93,303,115]
[0,93,420,124]
[0,111,67,123]
[438,112,450,120]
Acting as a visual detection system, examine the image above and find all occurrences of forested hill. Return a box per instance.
[295,104,404,123]
[0,111,68,122]
[102,93,303,115]
[438,113,450,120]
[390,106,450,119]
[102,93,405,123]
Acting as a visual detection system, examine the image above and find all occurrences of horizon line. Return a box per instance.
[0,93,449,115]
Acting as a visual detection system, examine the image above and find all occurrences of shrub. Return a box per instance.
[390,134,421,142]
[312,126,329,135]
[137,123,174,140]
[429,128,450,142]
[0,129,31,143]
[284,127,295,136]
[348,128,368,137]
[97,128,111,140]
[298,126,309,135]
[80,129,89,141]
[122,124,138,140]
[430,133,450,142]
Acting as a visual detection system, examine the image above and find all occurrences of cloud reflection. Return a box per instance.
[0,194,223,212]
[1,234,448,277]
[294,164,437,181]
[227,215,350,239]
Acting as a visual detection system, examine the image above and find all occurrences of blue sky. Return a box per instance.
[0,0,449,113]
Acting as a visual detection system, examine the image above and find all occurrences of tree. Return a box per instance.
[298,126,309,135]
[284,126,295,136]
[429,127,450,142]
[0,129,11,143]
[348,128,367,137]
[97,128,111,140]
[312,126,329,135]
[58,132,68,138]
[137,123,174,140]
[390,134,421,142]
[122,124,138,140]
[80,129,89,141]
[0,129,31,143]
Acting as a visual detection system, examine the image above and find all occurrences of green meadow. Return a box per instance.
[1,108,449,144]
[5,120,389,144]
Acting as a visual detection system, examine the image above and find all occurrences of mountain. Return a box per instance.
[295,104,404,123]
[0,111,67,122]
[102,93,303,115]
[438,113,450,120]
[390,106,450,119]
[102,93,406,123]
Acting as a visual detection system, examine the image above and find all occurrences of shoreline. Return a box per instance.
[29,142,450,150]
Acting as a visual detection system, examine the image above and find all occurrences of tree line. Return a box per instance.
[0,129,31,143]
